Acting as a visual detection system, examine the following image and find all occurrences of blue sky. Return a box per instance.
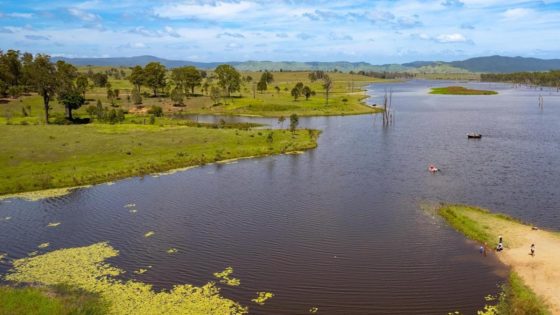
[1,0,560,63]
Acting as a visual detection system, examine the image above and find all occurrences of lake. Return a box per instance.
[1,80,559,314]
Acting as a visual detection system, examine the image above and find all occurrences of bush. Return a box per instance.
[147,106,163,117]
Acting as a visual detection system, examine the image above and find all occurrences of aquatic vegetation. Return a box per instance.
[47,222,61,227]
[38,243,50,249]
[134,268,147,275]
[144,231,155,238]
[0,186,90,201]
[28,251,38,256]
[309,307,319,313]
[0,253,6,261]
[213,267,241,286]
[6,243,248,314]
[251,292,274,305]
[129,209,138,213]
[167,248,178,254]
[124,203,136,208]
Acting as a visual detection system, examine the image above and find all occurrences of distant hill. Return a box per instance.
[53,55,560,73]
[448,55,560,73]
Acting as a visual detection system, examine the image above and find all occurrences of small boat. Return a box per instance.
[428,164,439,173]
[467,133,482,139]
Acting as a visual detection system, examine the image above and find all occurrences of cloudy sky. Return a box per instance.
[1,0,560,63]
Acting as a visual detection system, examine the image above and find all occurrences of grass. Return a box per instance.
[0,284,107,315]
[430,86,498,95]
[438,204,552,314]
[1,71,383,121]
[0,123,319,195]
[437,204,519,245]
[494,272,550,315]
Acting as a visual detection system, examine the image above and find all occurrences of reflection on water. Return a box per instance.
[1,80,559,314]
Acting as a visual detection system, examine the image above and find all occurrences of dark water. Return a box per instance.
[1,80,559,314]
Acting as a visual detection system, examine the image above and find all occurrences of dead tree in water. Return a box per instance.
[383,88,394,126]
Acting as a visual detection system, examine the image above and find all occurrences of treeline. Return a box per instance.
[350,70,415,80]
[481,71,560,88]
[0,49,92,122]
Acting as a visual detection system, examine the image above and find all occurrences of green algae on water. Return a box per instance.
[309,307,319,313]
[6,242,248,315]
[144,231,155,238]
[167,248,178,254]
[213,267,241,286]
[47,222,61,227]
[251,292,274,305]
[134,268,148,275]
[37,243,50,249]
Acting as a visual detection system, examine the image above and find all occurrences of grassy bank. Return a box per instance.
[438,204,555,314]
[0,124,319,195]
[430,86,498,95]
[0,285,107,315]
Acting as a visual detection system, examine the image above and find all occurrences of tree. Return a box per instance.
[91,72,108,87]
[291,87,300,100]
[143,62,166,96]
[214,64,241,97]
[274,85,280,95]
[309,71,332,105]
[289,113,299,133]
[302,86,312,100]
[210,86,221,105]
[76,75,89,98]
[128,65,144,92]
[260,71,274,84]
[58,90,85,120]
[28,54,57,124]
[257,80,267,93]
[171,66,202,96]
[170,87,184,106]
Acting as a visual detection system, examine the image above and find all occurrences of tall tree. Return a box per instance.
[257,80,267,93]
[289,113,299,134]
[171,66,202,96]
[309,71,332,105]
[143,62,166,96]
[260,71,274,84]
[58,90,85,120]
[128,65,144,92]
[214,64,241,97]
[76,74,89,98]
[28,54,57,124]
[302,86,312,100]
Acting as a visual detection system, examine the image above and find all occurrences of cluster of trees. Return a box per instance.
[352,71,415,80]
[481,71,560,89]
[308,71,333,105]
[85,100,125,124]
[290,82,314,101]
[0,50,88,122]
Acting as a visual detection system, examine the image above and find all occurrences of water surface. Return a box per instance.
[1,80,559,314]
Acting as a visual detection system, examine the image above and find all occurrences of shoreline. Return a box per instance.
[0,147,317,202]
[438,204,559,314]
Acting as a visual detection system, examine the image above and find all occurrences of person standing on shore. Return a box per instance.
[530,244,535,257]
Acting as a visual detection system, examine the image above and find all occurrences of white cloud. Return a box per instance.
[435,33,468,43]
[153,1,255,19]
[68,8,100,22]
[5,12,33,18]
[502,8,533,20]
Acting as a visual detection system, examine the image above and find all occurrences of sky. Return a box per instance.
[1,0,560,64]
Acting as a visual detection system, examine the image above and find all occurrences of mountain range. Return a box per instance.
[53,55,560,73]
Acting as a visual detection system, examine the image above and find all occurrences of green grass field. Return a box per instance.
[429,86,498,95]
[0,285,107,315]
[1,71,383,122]
[0,123,318,195]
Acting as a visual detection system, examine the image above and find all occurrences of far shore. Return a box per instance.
[438,204,559,314]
